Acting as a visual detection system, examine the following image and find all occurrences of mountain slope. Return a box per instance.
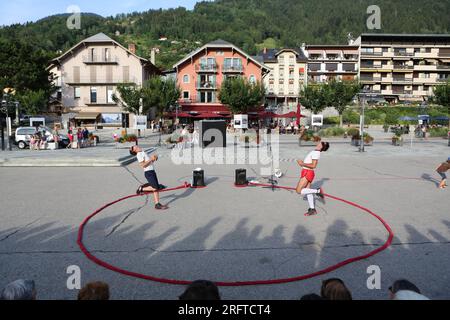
[1,0,449,69]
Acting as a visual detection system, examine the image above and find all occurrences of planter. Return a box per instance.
[115,142,137,149]
[392,138,404,146]
[299,139,317,147]
[47,142,58,150]
[351,139,361,147]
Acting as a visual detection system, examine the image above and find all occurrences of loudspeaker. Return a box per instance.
[199,120,226,148]
[235,169,247,186]
[193,169,206,187]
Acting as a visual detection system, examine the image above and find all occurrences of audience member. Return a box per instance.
[0,279,36,300]
[320,278,352,300]
[77,281,110,300]
[389,279,429,300]
[179,280,221,300]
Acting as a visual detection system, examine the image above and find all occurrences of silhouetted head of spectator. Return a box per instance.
[389,279,429,300]
[179,280,221,300]
[77,282,110,300]
[300,293,323,301]
[0,280,36,300]
[321,278,352,300]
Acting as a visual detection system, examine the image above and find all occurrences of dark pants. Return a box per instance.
[144,170,160,189]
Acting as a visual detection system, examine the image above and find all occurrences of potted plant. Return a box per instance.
[383,124,390,133]
[392,129,403,146]
[363,133,374,146]
[115,134,138,149]
[349,128,361,146]
[299,130,321,146]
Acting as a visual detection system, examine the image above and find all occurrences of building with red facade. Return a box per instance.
[172,39,270,120]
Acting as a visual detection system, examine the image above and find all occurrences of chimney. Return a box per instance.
[151,48,156,65]
[128,43,136,54]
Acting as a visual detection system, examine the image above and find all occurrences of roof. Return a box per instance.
[357,33,450,43]
[83,32,115,43]
[49,33,156,69]
[257,48,308,63]
[173,39,270,72]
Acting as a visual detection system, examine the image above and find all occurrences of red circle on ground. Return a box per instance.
[77,183,394,287]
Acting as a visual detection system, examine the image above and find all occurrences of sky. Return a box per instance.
[0,0,201,26]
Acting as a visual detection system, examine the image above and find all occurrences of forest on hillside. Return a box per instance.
[1,0,449,70]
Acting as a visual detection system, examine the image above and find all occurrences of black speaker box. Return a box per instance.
[235,169,247,186]
[193,169,206,187]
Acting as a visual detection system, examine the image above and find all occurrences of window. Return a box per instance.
[90,87,97,103]
[249,75,256,84]
[107,87,114,104]
[199,91,215,103]
[90,48,96,61]
[183,75,190,83]
[224,58,242,71]
[183,91,190,100]
[74,87,81,99]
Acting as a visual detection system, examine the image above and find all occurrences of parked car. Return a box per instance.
[15,126,70,149]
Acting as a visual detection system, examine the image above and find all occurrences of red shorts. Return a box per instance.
[301,169,315,183]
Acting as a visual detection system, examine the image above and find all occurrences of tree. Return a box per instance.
[17,90,48,115]
[218,77,265,114]
[328,80,361,127]
[433,80,450,128]
[112,83,143,115]
[299,84,329,115]
[142,76,181,119]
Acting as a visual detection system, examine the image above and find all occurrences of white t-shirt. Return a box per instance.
[137,151,154,172]
[303,150,321,170]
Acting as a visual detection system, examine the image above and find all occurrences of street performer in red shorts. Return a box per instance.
[296,141,330,217]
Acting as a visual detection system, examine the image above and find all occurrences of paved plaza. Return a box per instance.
[0,132,449,300]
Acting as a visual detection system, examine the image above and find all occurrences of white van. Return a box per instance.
[15,127,69,149]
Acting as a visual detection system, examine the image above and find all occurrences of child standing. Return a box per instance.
[437,157,450,189]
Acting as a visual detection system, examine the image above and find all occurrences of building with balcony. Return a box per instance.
[355,33,450,103]
[48,33,159,127]
[256,48,308,114]
[173,39,270,120]
[304,45,359,85]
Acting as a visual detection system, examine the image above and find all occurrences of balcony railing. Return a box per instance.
[393,65,414,70]
[196,81,217,89]
[63,76,139,84]
[394,51,414,57]
[437,78,450,82]
[361,51,383,56]
[392,78,413,84]
[360,76,382,82]
[437,64,450,69]
[222,65,244,73]
[82,55,119,64]
[195,64,218,73]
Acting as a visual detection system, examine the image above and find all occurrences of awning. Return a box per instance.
[74,113,101,120]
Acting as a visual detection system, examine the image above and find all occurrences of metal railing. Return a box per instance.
[196,81,217,89]
[63,76,139,84]
[82,55,119,64]
[222,65,244,73]
[195,64,218,72]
